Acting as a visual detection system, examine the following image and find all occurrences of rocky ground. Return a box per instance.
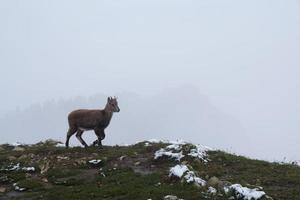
[0,139,299,200]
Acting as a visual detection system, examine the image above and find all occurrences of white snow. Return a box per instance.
[8,163,21,171]
[11,142,24,146]
[208,186,217,195]
[169,164,206,187]
[22,167,35,172]
[168,139,186,145]
[188,144,211,162]
[2,163,35,172]
[117,143,131,147]
[55,143,65,147]
[169,165,189,178]
[147,139,165,143]
[165,144,182,151]
[144,142,151,147]
[154,149,184,161]
[154,140,188,161]
[228,184,266,200]
[13,183,26,192]
[88,159,102,165]
[184,171,206,186]
[147,139,185,145]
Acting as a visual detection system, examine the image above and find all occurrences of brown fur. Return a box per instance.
[65,97,120,148]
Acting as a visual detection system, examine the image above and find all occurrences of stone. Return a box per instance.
[134,161,141,166]
[40,161,50,174]
[74,158,86,165]
[42,178,49,183]
[13,147,25,152]
[0,175,9,183]
[119,156,127,161]
[164,195,178,200]
[0,187,6,193]
[18,154,29,160]
[8,156,17,161]
[181,161,188,165]
[207,176,220,187]
[217,180,232,192]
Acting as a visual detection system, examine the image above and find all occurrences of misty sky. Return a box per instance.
[0,1,300,161]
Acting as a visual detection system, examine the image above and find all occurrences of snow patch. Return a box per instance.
[11,142,24,146]
[188,144,211,162]
[169,165,189,178]
[1,163,35,172]
[227,184,266,200]
[144,142,151,147]
[184,171,206,186]
[165,144,182,151]
[13,183,26,192]
[88,159,102,165]
[169,164,206,187]
[208,186,217,195]
[154,149,184,161]
[55,143,65,147]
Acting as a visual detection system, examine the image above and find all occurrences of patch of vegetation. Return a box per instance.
[17,179,44,191]
[0,141,299,200]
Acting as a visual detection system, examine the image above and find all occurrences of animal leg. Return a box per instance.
[93,128,105,148]
[65,127,77,148]
[76,130,88,148]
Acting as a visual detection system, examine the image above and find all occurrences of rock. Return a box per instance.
[56,156,69,161]
[42,178,49,183]
[119,156,127,161]
[13,147,25,152]
[265,195,274,200]
[207,176,220,187]
[134,161,141,166]
[25,173,32,178]
[40,161,50,174]
[74,158,87,165]
[0,187,6,193]
[18,154,29,160]
[0,175,9,183]
[217,181,232,192]
[8,156,17,161]
[181,161,188,165]
[28,153,35,159]
[207,186,217,196]
[0,146,5,151]
[164,195,179,200]
[43,139,62,146]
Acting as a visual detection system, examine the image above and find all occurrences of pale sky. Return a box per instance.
[0,0,300,161]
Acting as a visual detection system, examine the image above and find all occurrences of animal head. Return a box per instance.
[106,96,120,113]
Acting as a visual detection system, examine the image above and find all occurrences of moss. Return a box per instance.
[17,179,44,191]
[46,168,81,180]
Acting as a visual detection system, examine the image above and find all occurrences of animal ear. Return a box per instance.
[107,97,111,102]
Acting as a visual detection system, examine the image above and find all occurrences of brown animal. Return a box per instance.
[65,97,120,148]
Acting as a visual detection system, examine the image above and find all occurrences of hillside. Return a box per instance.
[0,140,299,200]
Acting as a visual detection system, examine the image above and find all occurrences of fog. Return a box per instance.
[0,0,300,161]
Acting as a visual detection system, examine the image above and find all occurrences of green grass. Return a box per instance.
[0,141,299,200]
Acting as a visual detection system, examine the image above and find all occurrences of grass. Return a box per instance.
[0,140,299,200]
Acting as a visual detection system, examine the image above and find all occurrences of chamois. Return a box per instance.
[65,97,120,148]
